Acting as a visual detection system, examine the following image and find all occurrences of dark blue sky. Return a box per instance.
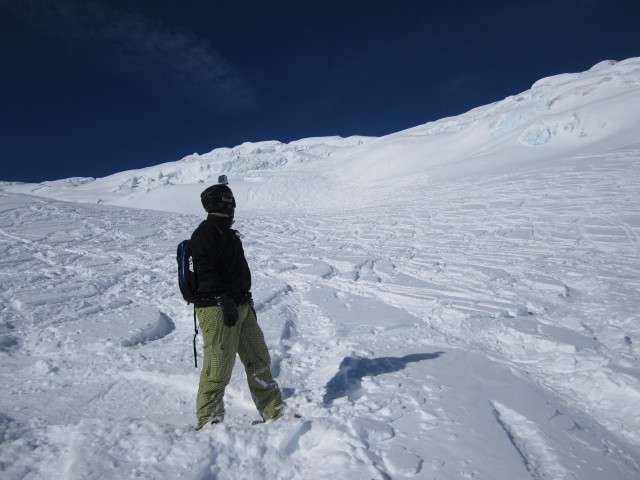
[1,0,639,183]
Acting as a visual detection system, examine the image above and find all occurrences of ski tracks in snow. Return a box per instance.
[0,193,201,479]
[2,149,640,480]
[238,151,640,478]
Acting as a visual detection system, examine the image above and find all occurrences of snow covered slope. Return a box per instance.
[6,57,640,215]
[1,58,640,479]
[4,135,375,215]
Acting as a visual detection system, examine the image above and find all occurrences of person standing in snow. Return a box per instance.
[189,179,284,430]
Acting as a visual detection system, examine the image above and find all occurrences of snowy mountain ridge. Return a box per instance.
[342,57,640,183]
[5,57,640,214]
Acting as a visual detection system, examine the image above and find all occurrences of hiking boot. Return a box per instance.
[195,416,223,431]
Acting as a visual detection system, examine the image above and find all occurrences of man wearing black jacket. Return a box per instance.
[190,180,284,430]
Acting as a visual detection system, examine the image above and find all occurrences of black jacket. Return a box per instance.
[190,215,251,305]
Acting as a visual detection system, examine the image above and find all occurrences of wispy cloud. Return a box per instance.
[1,0,256,111]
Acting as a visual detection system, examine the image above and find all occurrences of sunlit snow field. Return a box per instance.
[2,58,640,479]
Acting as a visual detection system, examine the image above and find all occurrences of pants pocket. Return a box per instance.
[208,343,233,382]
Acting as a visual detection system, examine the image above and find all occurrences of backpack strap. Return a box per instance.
[193,306,198,368]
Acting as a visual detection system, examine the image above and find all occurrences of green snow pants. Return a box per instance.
[195,302,283,430]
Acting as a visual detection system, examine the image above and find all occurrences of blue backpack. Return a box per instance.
[177,240,200,306]
[176,225,225,368]
[176,240,200,367]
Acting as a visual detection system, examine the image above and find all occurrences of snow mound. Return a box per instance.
[36,306,175,349]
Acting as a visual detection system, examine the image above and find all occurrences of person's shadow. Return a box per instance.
[323,352,444,404]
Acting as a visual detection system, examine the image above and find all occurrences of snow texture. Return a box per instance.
[2,57,640,479]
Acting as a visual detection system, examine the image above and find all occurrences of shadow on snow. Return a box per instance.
[323,352,444,404]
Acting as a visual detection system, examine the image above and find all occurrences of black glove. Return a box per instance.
[216,293,239,327]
